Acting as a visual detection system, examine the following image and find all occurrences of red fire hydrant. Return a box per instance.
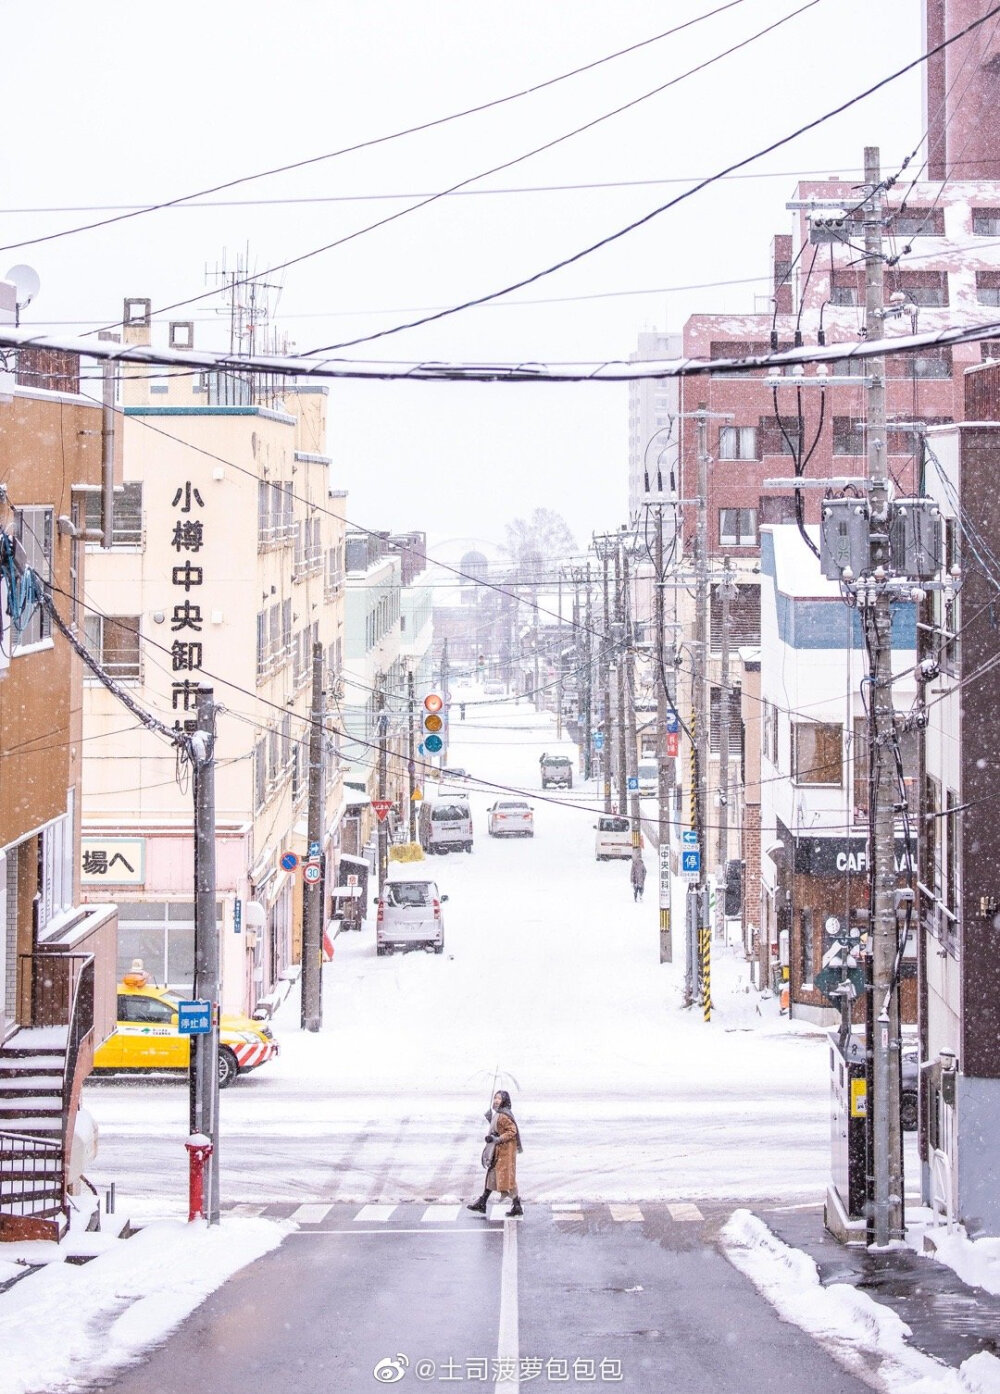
[185,1132,213,1222]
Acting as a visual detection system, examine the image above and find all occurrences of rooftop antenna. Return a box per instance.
[5,265,40,326]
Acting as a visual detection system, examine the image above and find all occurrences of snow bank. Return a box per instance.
[0,1217,291,1394]
[721,1210,1000,1394]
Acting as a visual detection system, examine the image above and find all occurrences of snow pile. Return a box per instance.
[721,1210,1000,1394]
[909,1218,1000,1299]
[0,1217,290,1394]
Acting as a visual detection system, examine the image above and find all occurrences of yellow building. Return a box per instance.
[80,299,345,1017]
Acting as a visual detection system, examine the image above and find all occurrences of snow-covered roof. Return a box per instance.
[761,524,840,600]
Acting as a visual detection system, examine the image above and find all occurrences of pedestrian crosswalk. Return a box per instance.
[229,1200,705,1226]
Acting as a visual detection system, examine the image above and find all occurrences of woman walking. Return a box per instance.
[467,1089,523,1217]
[630,851,647,902]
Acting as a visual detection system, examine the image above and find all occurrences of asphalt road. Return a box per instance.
[89,1203,877,1394]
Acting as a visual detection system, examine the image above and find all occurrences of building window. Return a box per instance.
[718,426,758,460]
[710,584,760,647]
[791,722,842,786]
[84,614,141,679]
[760,415,803,457]
[758,495,799,526]
[885,207,945,236]
[799,908,814,987]
[709,687,743,753]
[254,738,268,812]
[886,270,949,307]
[762,700,779,765]
[719,508,757,546]
[833,416,865,455]
[973,208,1000,237]
[12,506,53,648]
[888,346,952,379]
[83,481,143,546]
[976,271,1000,306]
[830,270,862,306]
[256,611,268,682]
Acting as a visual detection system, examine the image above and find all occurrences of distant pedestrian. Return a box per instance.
[630,852,647,902]
[467,1089,523,1217]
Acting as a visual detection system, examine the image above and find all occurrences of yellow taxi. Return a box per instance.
[92,964,279,1088]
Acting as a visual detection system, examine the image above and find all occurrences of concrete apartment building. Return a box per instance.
[916,360,1000,1232]
[0,313,118,1240]
[80,299,345,1018]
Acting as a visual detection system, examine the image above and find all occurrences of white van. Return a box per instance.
[419,798,474,855]
[375,873,448,955]
[637,760,658,796]
[594,815,640,861]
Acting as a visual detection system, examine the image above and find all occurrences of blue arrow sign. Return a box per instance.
[681,830,698,847]
[592,732,604,750]
[665,712,680,733]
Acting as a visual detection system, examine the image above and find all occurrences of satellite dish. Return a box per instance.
[5,264,40,311]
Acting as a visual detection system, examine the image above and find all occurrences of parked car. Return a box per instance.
[375,873,448,955]
[540,753,573,789]
[487,799,534,837]
[594,814,639,860]
[418,797,474,854]
[92,969,279,1088]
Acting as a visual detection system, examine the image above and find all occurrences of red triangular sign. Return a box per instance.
[372,799,393,822]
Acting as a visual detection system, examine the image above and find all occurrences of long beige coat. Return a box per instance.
[486,1110,519,1193]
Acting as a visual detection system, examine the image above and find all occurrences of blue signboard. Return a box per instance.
[280,851,299,871]
[681,850,701,876]
[592,732,605,750]
[665,712,680,734]
[308,841,321,859]
[681,830,698,847]
[627,776,639,791]
[177,1000,212,1035]
[234,898,242,935]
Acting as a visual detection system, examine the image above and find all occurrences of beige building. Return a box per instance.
[80,299,345,1017]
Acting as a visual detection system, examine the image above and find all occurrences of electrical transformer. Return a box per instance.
[820,499,871,581]
[889,498,943,581]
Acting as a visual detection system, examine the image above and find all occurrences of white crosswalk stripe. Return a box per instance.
[290,1203,332,1225]
[421,1204,463,1222]
[609,1204,644,1222]
[354,1204,398,1222]
[668,1202,704,1222]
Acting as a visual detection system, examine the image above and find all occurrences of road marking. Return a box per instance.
[354,1204,398,1222]
[668,1202,704,1222]
[609,1204,644,1222]
[495,1218,519,1391]
[290,1203,332,1225]
[229,1203,268,1217]
[421,1204,463,1222]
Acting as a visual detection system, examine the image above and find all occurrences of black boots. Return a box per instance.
[466,1191,489,1213]
[506,1197,523,1217]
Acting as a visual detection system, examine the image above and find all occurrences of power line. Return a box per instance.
[306,2,1000,355]
[0,2,750,257]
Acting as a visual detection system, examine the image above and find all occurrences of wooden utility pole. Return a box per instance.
[407,667,417,842]
[376,677,389,893]
[190,686,220,1224]
[655,505,673,962]
[717,557,735,940]
[615,541,628,819]
[862,145,903,1248]
[623,549,642,848]
[301,642,325,1032]
[601,549,614,810]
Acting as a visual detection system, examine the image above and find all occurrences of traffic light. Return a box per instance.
[422,693,445,753]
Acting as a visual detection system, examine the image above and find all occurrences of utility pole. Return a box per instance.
[598,546,614,811]
[655,505,673,962]
[190,686,220,1224]
[301,642,325,1032]
[407,666,417,842]
[687,407,712,1015]
[556,572,564,740]
[623,549,642,849]
[100,356,116,550]
[376,677,389,893]
[717,557,735,941]
[862,145,902,1248]
[615,540,629,819]
[582,563,594,779]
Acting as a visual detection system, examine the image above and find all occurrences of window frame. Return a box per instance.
[791,721,843,787]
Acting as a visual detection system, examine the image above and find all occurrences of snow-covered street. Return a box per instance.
[83,695,834,1214]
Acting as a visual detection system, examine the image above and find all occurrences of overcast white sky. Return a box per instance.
[2,1,925,554]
